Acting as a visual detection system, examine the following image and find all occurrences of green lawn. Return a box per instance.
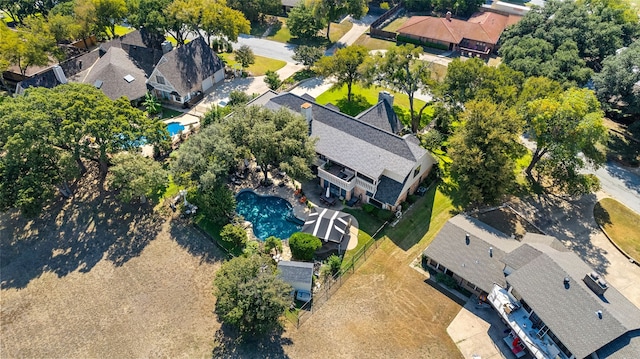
[382,16,409,32]
[267,18,353,47]
[594,198,640,262]
[159,106,183,120]
[315,83,433,127]
[114,25,134,37]
[218,53,286,76]
[194,215,243,257]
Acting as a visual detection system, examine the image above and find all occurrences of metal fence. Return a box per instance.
[288,222,388,328]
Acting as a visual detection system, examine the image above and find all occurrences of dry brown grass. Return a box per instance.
[1,166,224,358]
[594,198,640,262]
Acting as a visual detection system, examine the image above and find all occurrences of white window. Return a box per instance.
[156,75,165,85]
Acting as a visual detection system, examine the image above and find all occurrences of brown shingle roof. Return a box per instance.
[397,12,521,45]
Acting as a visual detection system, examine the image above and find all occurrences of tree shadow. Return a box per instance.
[168,218,226,264]
[335,94,372,117]
[507,192,612,274]
[211,324,293,358]
[387,184,437,251]
[0,165,163,289]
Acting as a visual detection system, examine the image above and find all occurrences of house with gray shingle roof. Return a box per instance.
[146,37,224,106]
[248,90,436,211]
[277,261,314,298]
[423,215,640,359]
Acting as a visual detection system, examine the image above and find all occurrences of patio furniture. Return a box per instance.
[320,195,337,206]
[346,194,361,207]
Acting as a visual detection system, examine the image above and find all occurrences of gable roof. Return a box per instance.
[277,261,314,292]
[152,37,223,97]
[356,99,401,134]
[15,66,67,94]
[251,91,426,180]
[423,215,522,293]
[82,47,148,101]
[397,12,521,45]
[506,250,640,359]
[373,175,406,205]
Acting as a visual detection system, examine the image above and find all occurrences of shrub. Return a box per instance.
[407,194,418,204]
[363,203,376,213]
[380,2,390,9]
[327,255,342,275]
[377,209,395,221]
[289,232,322,261]
[220,224,248,247]
[264,236,283,254]
[243,240,261,256]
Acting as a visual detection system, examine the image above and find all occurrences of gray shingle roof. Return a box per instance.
[356,100,401,134]
[154,37,223,97]
[521,232,569,252]
[506,251,640,359]
[82,47,148,101]
[597,330,640,359]
[422,215,522,293]
[16,67,63,94]
[263,92,426,180]
[500,244,542,271]
[373,175,406,205]
[277,261,314,292]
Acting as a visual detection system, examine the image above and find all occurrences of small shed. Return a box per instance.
[277,261,314,296]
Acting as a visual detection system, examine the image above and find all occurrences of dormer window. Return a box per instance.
[156,75,165,85]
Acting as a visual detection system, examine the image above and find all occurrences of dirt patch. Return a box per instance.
[472,206,542,240]
[282,240,463,358]
[1,168,224,358]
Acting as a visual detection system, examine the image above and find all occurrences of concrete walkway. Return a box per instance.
[325,14,378,55]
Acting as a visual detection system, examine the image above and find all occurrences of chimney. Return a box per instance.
[446,11,452,21]
[301,103,313,134]
[583,272,608,296]
[378,91,394,106]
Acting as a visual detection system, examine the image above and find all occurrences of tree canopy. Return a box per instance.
[235,45,256,68]
[227,0,281,22]
[449,100,524,205]
[108,152,169,203]
[315,45,368,102]
[499,0,639,85]
[593,40,640,119]
[213,255,292,335]
[364,44,435,132]
[520,87,608,195]
[288,3,325,40]
[313,0,368,39]
[293,45,325,70]
[0,83,169,215]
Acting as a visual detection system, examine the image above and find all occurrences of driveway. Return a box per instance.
[520,136,640,215]
[326,14,378,55]
[232,35,298,62]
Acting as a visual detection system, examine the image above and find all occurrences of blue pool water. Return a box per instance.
[167,122,185,136]
[235,190,302,240]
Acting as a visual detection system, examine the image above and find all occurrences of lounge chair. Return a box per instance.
[346,194,361,207]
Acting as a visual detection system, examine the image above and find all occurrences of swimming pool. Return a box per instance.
[166,122,185,136]
[235,190,302,240]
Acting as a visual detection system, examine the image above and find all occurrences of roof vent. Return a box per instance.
[465,233,470,245]
[583,272,608,296]
[124,74,135,83]
[446,11,452,21]
[596,310,603,319]
[489,246,493,257]
[563,277,570,289]
[94,80,103,89]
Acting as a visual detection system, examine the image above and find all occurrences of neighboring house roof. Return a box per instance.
[506,249,640,359]
[356,99,401,134]
[82,47,148,101]
[15,65,67,94]
[152,37,223,97]
[251,91,426,181]
[118,28,165,50]
[422,215,522,293]
[397,12,521,45]
[281,0,300,8]
[277,261,314,293]
[302,207,352,244]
